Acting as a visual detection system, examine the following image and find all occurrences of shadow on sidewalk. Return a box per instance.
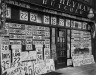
[42,72,62,75]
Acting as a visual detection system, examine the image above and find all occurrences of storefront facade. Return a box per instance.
[0,0,95,75]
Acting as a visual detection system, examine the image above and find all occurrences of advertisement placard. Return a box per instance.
[1,50,11,73]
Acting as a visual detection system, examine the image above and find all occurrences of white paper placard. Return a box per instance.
[43,15,50,24]
[12,49,21,67]
[30,12,37,22]
[6,7,11,18]
[72,55,95,67]
[44,48,50,59]
[1,44,9,51]
[28,51,36,60]
[59,18,64,26]
[66,19,70,27]
[20,10,28,21]
[1,50,11,73]
[26,44,33,50]
[20,52,28,61]
[51,16,57,25]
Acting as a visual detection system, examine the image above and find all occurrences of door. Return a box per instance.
[55,28,67,69]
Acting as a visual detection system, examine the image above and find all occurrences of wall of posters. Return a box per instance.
[1,22,53,75]
[71,30,92,56]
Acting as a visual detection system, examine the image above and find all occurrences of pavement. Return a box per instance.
[43,63,96,75]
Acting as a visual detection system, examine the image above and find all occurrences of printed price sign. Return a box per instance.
[45,32,50,37]
[1,45,9,51]
[20,10,28,21]
[28,51,36,60]
[45,39,50,44]
[6,7,11,18]
[66,19,70,27]
[26,30,33,36]
[12,48,21,67]
[10,40,21,45]
[26,38,32,44]
[26,44,33,50]
[1,50,11,73]
[83,22,87,29]
[36,46,43,61]
[45,59,55,73]
[78,22,82,29]
[44,48,50,59]
[30,12,37,22]
[43,15,50,24]
[51,16,57,25]
[59,18,64,26]
[71,20,75,28]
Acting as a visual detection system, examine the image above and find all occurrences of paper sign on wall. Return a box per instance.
[44,48,50,59]
[28,51,36,60]
[1,50,11,73]
[12,49,21,67]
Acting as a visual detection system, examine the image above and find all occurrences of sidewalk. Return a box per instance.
[43,63,96,75]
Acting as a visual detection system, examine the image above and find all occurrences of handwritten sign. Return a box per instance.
[12,45,21,67]
[20,52,28,61]
[28,51,36,60]
[1,50,11,73]
[34,59,55,75]
[72,55,95,67]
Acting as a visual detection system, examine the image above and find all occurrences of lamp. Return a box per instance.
[87,8,94,19]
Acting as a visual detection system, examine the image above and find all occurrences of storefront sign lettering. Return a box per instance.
[42,0,90,15]
[6,0,92,18]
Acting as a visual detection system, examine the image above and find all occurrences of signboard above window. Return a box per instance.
[7,0,93,18]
